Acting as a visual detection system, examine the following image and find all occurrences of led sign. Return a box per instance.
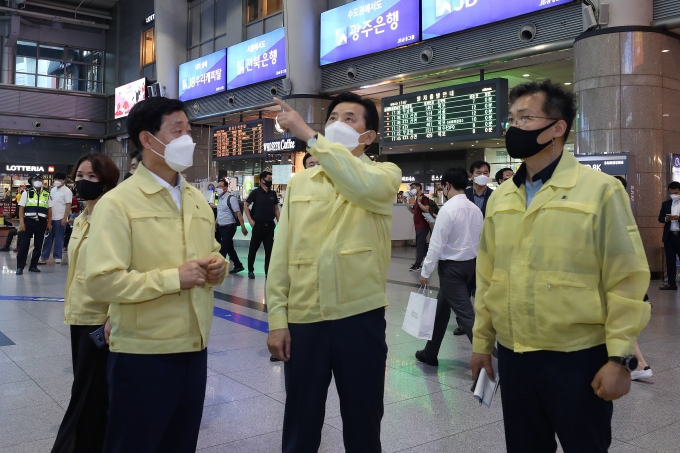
[145,12,155,24]
[421,0,571,40]
[114,78,146,119]
[212,119,275,159]
[320,0,420,66]
[263,138,306,153]
[179,49,227,101]
[5,165,46,172]
[226,28,286,90]
[381,78,508,146]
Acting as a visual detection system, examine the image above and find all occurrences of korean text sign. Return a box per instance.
[179,49,226,101]
[320,0,420,66]
[422,0,571,40]
[227,27,286,90]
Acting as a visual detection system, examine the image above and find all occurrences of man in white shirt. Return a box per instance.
[415,167,484,367]
[40,172,72,264]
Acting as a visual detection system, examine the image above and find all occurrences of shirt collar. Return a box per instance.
[512,153,563,187]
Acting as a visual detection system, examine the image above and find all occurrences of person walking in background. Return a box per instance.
[405,182,431,272]
[658,181,680,290]
[39,172,72,265]
[267,93,401,453]
[216,179,247,274]
[415,167,483,367]
[465,161,492,217]
[51,153,120,453]
[495,167,514,185]
[244,171,280,279]
[471,80,650,453]
[85,97,226,453]
[16,174,53,275]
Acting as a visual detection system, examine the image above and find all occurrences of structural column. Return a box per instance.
[154,0,188,100]
[574,0,680,276]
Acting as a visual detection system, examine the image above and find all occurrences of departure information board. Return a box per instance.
[212,119,274,159]
[381,78,508,146]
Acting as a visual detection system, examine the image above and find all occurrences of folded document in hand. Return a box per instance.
[473,355,500,408]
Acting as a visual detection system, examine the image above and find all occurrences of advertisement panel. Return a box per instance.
[227,28,286,90]
[179,49,227,101]
[421,0,571,40]
[114,78,146,119]
[320,0,420,66]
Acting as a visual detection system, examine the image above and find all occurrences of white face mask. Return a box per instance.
[409,188,418,196]
[324,121,370,152]
[216,188,224,196]
[54,181,62,188]
[33,181,43,189]
[474,175,490,186]
[149,134,196,173]
[671,194,680,201]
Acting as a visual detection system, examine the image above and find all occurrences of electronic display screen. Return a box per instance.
[421,0,572,40]
[114,78,146,119]
[212,119,275,159]
[178,49,227,101]
[320,0,420,66]
[226,28,286,90]
[381,78,508,145]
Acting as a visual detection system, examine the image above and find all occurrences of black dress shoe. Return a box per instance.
[0,247,9,252]
[415,350,439,367]
[453,326,465,336]
[659,284,678,290]
[16,268,23,275]
[230,265,245,274]
[270,355,281,362]
[28,267,41,273]
[248,272,255,279]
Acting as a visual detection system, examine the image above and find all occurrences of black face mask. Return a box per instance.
[263,180,273,188]
[75,179,104,201]
[504,121,557,159]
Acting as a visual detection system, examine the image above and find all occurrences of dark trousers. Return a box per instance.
[283,308,387,453]
[248,222,275,274]
[51,325,109,453]
[414,228,429,266]
[424,259,476,358]
[498,344,613,453]
[219,224,242,267]
[17,218,47,269]
[103,349,208,453]
[2,228,18,248]
[664,233,680,285]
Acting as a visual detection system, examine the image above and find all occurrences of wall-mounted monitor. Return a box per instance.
[226,27,286,90]
[320,0,420,66]
[114,78,146,119]
[178,49,227,101]
[422,0,572,40]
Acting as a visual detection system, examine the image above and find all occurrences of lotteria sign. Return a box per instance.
[5,165,54,172]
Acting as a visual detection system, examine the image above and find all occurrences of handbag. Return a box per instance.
[402,286,438,340]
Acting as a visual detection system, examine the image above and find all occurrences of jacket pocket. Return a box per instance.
[135,295,191,340]
[335,242,381,304]
[287,250,317,310]
[533,271,604,337]
[481,269,509,330]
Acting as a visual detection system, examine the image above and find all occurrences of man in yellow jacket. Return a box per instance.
[85,97,226,453]
[268,93,401,452]
[470,81,650,453]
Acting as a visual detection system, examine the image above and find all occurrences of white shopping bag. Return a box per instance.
[401,287,438,340]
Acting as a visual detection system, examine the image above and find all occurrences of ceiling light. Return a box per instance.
[564,82,572,85]
[663,114,670,117]
[523,74,530,77]
[662,49,670,53]
[471,145,475,146]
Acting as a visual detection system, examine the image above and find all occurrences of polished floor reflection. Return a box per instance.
[0,247,678,452]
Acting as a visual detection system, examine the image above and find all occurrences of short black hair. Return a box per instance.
[441,168,470,191]
[130,150,142,163]
[495,167,513,183]
[303,153,313,168]
[410,182,422,190]
[613,175,627,189]
[54,172,67,181]
[668,181,680,191]
[326,92,379,132]
[469,161,490,175]
[71,153,120,194]
[127,97,187,150]
[260,171,272,181]
[509,80,577,143]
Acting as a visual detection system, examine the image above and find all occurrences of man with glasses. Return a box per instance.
[495,167,514,185]
[471,80,650,453]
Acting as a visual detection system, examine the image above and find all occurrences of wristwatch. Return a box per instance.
[608,355,638,372]
[306,134,318,149]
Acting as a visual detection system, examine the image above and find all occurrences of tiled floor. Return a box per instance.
[0,246,679,452]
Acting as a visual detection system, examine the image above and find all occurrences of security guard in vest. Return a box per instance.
[17,174,53,275]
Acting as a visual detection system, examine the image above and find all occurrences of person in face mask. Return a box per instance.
[16,174,53,275]
[124,150,142,180]
[51,153,119,453]
[470,80,650,453]
[83,97,226,453]
[39,172,72,265]
[658,181,680,290]
[303,152,320,169]
[266,93,401,452]
[465,161,492,217]
[243,171,280,279]
[404,182,431,272]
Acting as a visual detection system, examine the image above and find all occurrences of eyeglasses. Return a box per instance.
[502,116,558,131]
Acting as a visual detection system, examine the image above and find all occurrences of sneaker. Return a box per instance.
[55,259,62,265]
[248,272,255,280]
[230,265,245,274]
[38,259,47,265]
[453,326,465,336]
[16,268,23,275]
[28,267,41,273]
[415,350,439,367]
[409,265,422,272]
[631,366,653,381]
[659,284,677,290]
